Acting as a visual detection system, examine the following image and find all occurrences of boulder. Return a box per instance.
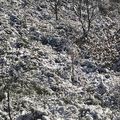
[16,110,46,120]
[81,60,97,73]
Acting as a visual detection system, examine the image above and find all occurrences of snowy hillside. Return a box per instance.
[0,0,120,120]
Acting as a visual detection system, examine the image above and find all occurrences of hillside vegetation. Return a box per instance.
[0,0,120,120]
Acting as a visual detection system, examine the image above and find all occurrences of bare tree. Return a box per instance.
[1,40,13,120]
[48,0,61,20]
[73,0,98,46]
[7,89,12,120]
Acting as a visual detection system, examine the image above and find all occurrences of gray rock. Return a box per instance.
[98,67,108,73]
[41,116,50,120]
[9,14,21,26]
[97,81,107,95]
[16,111,46,120]
[16,113,33,120]
[81,60,97,73]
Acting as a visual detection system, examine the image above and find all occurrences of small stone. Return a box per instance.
[97,81,107,95]
[105,74,110,79]
[98,67,108,73]
[42,116,50,120]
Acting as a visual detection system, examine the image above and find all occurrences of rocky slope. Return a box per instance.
[0,0,120,120]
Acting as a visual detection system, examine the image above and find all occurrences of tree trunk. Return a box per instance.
[7,90,12,120]
[55,2,58,20]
